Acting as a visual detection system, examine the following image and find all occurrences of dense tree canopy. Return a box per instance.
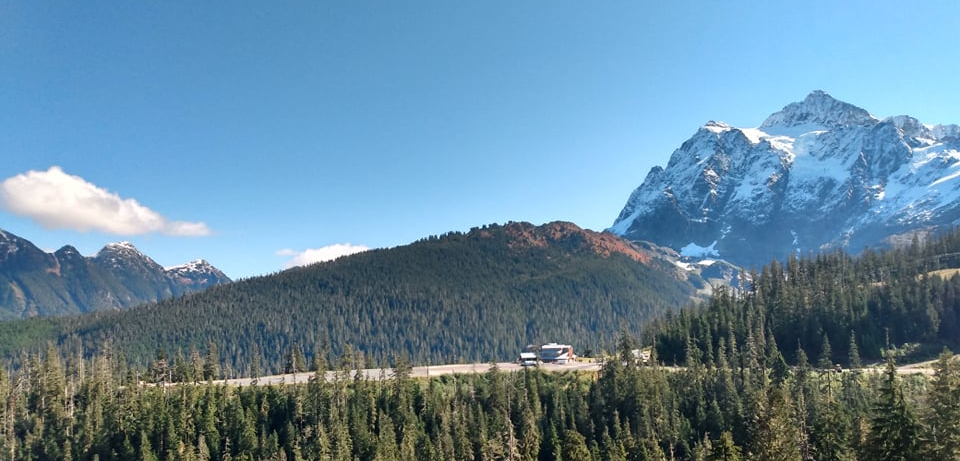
[654,228,960,369]
[0,222,699,374]
[0,337,951,461]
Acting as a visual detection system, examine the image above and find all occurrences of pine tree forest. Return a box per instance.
[0,341,956,461]
[6,228,960,459]
[653,230,960,368]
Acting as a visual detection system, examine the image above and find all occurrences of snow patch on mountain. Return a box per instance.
[0,230,16,256]
[166,259,211,272]
[165,258,231,286]
[740,128,765,144]
[680,241,719,258]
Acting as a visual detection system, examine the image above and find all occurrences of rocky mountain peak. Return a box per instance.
[54,245,83,260]
[100,241,140,254]
[178,258,210,269]
[887,115,933,142]
[165,258,231,287]
[760,90,876,131]
[703,120,731,130]
[610,91,960,268]
[94,242,160,268]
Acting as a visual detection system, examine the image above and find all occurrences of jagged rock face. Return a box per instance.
[610,91,960,268]
[92,242,166,275]
[0,229,231,318]
[92,241,175,302]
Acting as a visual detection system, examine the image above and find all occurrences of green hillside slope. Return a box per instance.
[0,222,705,374]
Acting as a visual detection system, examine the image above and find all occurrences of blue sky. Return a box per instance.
[2,1,959,279]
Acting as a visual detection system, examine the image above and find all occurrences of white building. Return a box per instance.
[540,343,575,364]
[518,352,538,367]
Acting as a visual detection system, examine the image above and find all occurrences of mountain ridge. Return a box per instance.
[0,227,231,318]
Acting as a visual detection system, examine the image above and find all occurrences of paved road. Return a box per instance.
[198,360,937,387]
[221,361,603,387]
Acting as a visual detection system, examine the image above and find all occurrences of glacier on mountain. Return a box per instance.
[610,91,960,267]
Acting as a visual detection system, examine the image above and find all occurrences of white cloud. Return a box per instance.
[277,243,369,268]
[0,166,211,236]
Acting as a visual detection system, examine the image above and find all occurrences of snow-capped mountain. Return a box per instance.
[166,259,231,287]
[610,90,960,268]
[0,228,231,318]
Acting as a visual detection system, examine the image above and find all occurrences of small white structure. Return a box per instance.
[631,349,650,364]
[540,343,575,364]
[518,352,539,367]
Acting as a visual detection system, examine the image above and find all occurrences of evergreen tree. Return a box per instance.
[150,348,170,384]
[708,431,741,461]
[847,331,862,369]
[864,356,923,461]
[746,386,801,461]
[204,342,221,381]
[562,430,593,461]
[251,343,261,381]
[190,348,204,384]
[811,392,855,461]
[924,350,960,460]
[600,427,626,461]
[173,349,190,383]
[140,429,160,461]
[817,334,833,370]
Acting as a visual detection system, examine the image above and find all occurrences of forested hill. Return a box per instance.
[653,227,960,368]
[0,221,704,374]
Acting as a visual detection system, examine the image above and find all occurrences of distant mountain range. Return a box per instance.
[0,222,729,370]
[0,228,230,319]
[611,90,960,268]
